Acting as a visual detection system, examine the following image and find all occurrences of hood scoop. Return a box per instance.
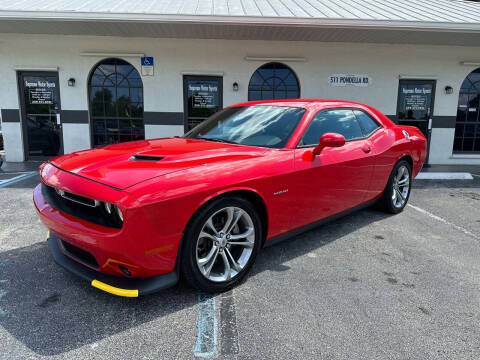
[129,154,164,162]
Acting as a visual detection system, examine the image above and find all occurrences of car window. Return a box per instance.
[353,110,380,136]
[184,106,305,149]
[300,109,364,146]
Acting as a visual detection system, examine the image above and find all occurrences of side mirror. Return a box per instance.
[312,133,346,155]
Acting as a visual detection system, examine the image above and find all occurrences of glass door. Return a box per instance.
[183,75,223,132]
[18,71,63,159]
[397,79,436,163]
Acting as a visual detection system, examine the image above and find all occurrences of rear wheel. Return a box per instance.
[380,160,412,214]
[181,196,262,292]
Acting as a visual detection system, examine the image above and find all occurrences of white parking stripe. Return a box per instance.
[407,204,479,240]
[194,294,218,358]
[0,171,34,175]
[0,172,37,188]
[0,174,27,184]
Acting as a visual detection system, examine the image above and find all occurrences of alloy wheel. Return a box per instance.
[391,165,410,208]
[196,206,255,282]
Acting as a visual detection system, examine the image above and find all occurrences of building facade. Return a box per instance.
[1,0,480,164]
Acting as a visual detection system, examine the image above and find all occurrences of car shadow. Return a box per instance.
[0,241,197,356]
[0,207,389,356]
[253,208,390,275]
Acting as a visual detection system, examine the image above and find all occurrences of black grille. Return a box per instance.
[56,188,98,207]
[60,239,99,269]
[42,183,123,229]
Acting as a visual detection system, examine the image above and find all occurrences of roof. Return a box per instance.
[2,0,480,24]
[1,0,480,45]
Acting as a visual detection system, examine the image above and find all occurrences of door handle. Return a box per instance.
[362,145,371,153]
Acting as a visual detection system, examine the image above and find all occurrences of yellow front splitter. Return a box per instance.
[47,232,179,297]
[91,280,139,297]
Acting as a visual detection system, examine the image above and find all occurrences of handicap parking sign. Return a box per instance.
[141,57,154,66]
[141,57,154,76]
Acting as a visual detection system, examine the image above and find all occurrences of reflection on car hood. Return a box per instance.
[50,137,267,190]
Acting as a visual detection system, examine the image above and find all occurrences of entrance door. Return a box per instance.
[397,79,436,162]
[183,75,223,132]
[18,72,63,159]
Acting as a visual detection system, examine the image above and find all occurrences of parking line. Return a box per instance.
[194,293,218,358]
[0,172,37,188]
[407,204,479,240]
[0,171,34,175]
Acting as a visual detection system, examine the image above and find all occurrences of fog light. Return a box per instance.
[119,265,131,277]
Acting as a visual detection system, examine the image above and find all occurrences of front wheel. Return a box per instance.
[181,196,262,292]
[379,160,412,214]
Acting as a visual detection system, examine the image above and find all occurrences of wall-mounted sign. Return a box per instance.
[184,76,223,131]
[189,83,218,109]
[328,74,371,87]
[402,87,431,112]
[141,56,154,76]
[25,79,56,104]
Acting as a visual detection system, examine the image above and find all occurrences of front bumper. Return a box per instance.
[48,232,178,297]
[34,167,182,278]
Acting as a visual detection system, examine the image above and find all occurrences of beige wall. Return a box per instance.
[1,33,479,163]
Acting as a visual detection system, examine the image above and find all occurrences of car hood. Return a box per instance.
[50,137,267,190]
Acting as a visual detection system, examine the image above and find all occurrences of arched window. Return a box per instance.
[89,58,144,147]
[454,68,480,152]
[248,62,300,101]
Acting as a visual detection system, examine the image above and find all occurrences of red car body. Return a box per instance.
[33,100,426,296]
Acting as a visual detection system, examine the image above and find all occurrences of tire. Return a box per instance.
[379,159,412,214]
[180,196,262,292]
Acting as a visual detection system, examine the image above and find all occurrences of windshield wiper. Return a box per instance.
[198,137,237,144]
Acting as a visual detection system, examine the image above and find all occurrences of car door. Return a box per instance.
[352,109,387,201]
[292,108,375,228]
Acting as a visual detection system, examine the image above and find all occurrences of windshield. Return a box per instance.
[184,105,306,148]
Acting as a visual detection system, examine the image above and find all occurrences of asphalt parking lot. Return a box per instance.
[0,169,479,359]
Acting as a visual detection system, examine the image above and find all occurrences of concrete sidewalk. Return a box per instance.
[0,161,43,173]
[422,164,480,175]
[417,164,480,180]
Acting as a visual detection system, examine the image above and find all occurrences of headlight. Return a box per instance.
[101,201,123,225]
[103,202,112,214]
[116,206,123,222]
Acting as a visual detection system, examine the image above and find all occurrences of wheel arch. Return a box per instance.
[398,154,413,169]
[181,187,269,252]
[380,153,414,193]
[200,188,268,243]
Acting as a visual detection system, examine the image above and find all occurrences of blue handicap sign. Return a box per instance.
[141,57,154,66]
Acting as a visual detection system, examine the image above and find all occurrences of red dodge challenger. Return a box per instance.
[33,100,426,297]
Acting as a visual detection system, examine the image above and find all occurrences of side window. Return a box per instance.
[354,110,380,136]
[301,109,363,146]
